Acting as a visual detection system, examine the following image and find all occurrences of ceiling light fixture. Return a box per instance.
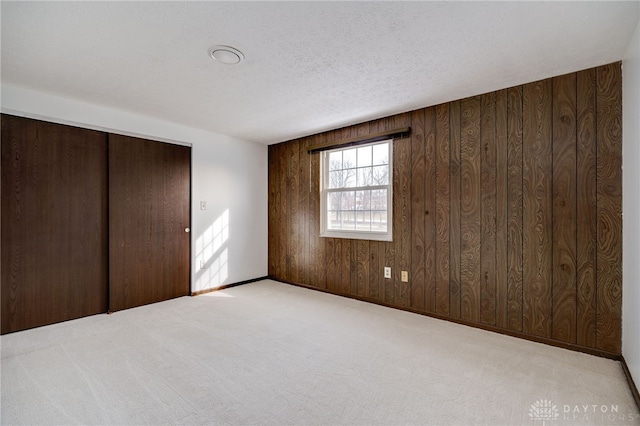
[209,45,245,65]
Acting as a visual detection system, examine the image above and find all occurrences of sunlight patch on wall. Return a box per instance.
[195,209,230,291]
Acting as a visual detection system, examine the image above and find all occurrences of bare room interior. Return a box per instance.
[1,2,640,425]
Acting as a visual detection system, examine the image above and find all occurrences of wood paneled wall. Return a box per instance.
[268,62,622,355]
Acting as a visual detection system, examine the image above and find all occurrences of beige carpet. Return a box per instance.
[1,279,638,425]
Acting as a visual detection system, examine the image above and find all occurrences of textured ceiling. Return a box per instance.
[1,1,638,144]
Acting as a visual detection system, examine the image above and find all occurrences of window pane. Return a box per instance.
[371,211,387,232]
[329,151,342,170]
[357,146,372,167]
[328,210,341,230]
[372,165,388,185]
[356,211,371,231]
[372,143,389,165]
[341,191,355,210]
[342,210,355,230]
[371,189,387,210]
[343,148,357,168]
[322,141,392,240]
[356,190,371,210]
[329,170,342,188]
[343,169,356,188]
[328,191,341,211]
[357,167,372,187]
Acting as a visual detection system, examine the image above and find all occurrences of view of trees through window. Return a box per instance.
[325,142,390,233]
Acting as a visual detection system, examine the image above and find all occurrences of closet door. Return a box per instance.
[108,134,191,311]
[1,115,109,334]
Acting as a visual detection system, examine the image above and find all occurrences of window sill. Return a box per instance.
[320,231,392,242]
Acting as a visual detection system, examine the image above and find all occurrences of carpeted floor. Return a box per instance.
[1,279,638,425]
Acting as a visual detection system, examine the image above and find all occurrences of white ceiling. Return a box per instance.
[2,1,638,145]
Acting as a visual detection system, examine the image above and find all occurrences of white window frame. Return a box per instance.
[320,140,393,242]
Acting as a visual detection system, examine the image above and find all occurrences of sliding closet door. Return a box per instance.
[1,115,109,334]
[108,134,191,311]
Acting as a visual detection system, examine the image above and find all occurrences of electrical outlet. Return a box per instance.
[384,267,392,279]
[401,271,408,282]
[200,201,207,210]
[200,259,205,269]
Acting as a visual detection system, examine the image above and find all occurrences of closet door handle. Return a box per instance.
[185,228,190,233]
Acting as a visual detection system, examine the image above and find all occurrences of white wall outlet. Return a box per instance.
[401,271,408,282]
[384,267,392,279]
[200,201,207,210]
[200,259,205,269]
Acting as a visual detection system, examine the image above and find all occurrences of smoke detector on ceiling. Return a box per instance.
[209,45,245,65]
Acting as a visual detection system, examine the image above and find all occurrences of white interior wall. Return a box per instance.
[623,19,640,388]
[1,84,268,292]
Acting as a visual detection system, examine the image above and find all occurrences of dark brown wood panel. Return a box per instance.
[299,138,311,287]
[522,79,553,338]
[435,103,450,316]
[410,109,426,311]
[552,73,578,344]
[506,86,524,332]
[108,134,190,312]
[460,96,482,323]
[268,143,281,278]
[423,108,437,313]
[480,92,497,325]
[576,68,597,348]
[596,63,622,354]
[1,115,108,334]
[449,100,462,319]
[395,128,412,308]
[267,62,623,355]
[287,140,300,285]
[314,133,328,290]
[277,142,289,281]
[495,89,509,329]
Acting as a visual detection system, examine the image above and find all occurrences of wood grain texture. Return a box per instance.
[268,144,279,277]
[423,107,437,313]
[396,113,412,306]
[522,79,553,338]
[278,142,289,281]
[108,134,191,312]
[1,115,108,334]
[495,89,509,329]
[313,133,328,290]
[552,73,577,344]
[596,62,622,354]
[506,86,524,332]
[410,109,426,311]
[449,100,462,319]
[435,103,450,316]
[287,140,300,284]
[395,131,412,308]
[460,96,482,323]
[480,92,497,325]
[576,68,597,348]
[266,62,622,354]
[383,119,396,305]
[307,141,319,287]
[299,137,311,286]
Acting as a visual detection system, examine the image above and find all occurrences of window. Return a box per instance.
[320,140,392,241]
